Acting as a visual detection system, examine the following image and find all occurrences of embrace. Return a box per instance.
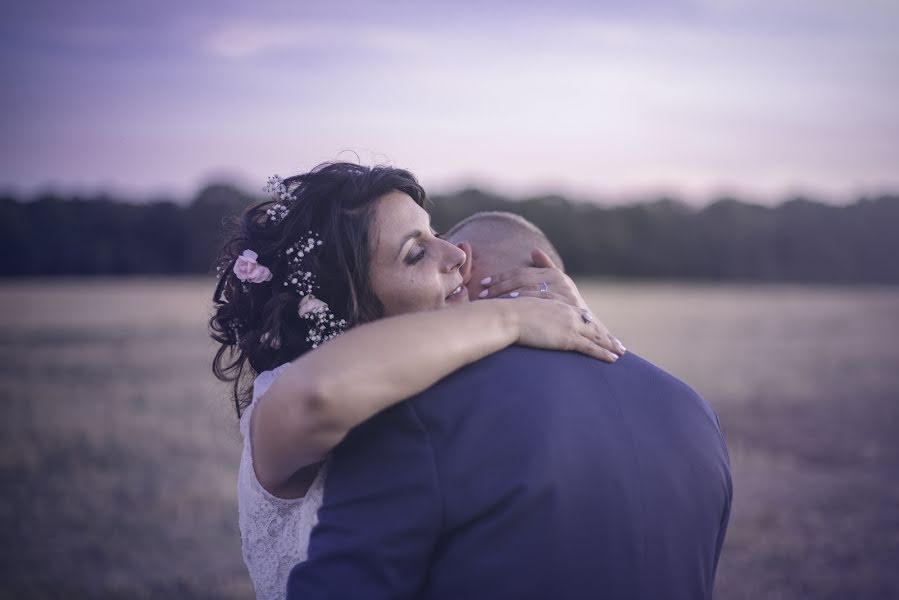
[209,162,732,599]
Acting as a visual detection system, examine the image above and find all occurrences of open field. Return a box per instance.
[1,277,898,598]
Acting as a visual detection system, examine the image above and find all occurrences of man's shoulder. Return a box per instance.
[427,346,663,392]
[407,346,626,424]
[453,345,611,380]
[410,347,720,432]
[425,346,607,394]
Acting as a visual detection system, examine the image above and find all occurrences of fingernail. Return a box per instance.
[480,276,491,285]
[510,291,519,298]
[479,289,489,298]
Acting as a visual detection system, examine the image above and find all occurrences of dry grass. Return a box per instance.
[1,277,897,599]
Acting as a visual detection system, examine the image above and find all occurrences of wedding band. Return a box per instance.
[538,282,548,293]
[582,310,594,324]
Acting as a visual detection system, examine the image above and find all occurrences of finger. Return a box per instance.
[531,248,558,270]
[499,290,565,301]
[609,333,627,355]
[482,277,532,299]
[481,266,548,288]
[573,313,622,356]
[594,327,623,356]
[592,323,627,356]
[595,326,626,355]
[483,269,568,299]
[485,275,565,299]
[573,335,619,363]
[511,288,590,310]
[582,315,626,356]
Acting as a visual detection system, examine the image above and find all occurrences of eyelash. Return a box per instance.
[407,231,444,265]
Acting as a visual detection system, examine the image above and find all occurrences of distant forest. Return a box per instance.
[2,185,898,283]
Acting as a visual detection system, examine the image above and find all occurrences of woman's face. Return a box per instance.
[369,191,471,317]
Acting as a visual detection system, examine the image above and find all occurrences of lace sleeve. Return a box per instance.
[237,360,329,599]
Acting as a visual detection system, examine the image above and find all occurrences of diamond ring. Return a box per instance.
[582,310,594,324]
[538,282,548,293]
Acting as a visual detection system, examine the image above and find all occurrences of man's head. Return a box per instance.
[445,211,565,301]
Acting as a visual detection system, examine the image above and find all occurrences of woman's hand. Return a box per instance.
[503,296,624,363]
[478,248,586,308]
[479,248,625,356]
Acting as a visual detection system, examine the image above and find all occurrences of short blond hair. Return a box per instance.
[444,211,565,271]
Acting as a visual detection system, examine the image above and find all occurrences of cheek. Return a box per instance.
[377,271,441,317]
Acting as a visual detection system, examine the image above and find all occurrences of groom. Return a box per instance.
[287,212,733,599]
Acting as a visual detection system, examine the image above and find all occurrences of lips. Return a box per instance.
[446,283,467,301]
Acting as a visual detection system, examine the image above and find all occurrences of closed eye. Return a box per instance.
[406,229,443,266]
[408,249,426,265]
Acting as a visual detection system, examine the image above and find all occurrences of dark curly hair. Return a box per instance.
[208,161,428,418]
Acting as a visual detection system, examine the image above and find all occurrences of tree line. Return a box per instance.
[2,184,897,283]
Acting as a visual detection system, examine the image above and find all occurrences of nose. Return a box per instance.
[444,242,468,273]
[453,241,472,285]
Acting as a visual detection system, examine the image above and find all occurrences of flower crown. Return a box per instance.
[220,175,349,350]
[264,175,294,223]
[278,230,348,348]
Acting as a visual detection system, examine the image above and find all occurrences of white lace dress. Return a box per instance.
[237,362,329,600]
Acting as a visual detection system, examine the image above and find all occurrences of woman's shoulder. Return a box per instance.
[251,361,293,404]
[239,362,293,436]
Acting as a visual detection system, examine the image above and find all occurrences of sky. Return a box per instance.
[2,0,897,205]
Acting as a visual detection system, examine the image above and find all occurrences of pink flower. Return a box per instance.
[298,294,329,317]
[233,250,273,283]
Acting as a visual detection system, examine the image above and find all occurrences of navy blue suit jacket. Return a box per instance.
[288,348,732,599]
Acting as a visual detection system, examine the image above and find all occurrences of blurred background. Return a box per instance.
[2,1,898,598]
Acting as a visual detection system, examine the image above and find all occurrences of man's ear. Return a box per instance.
[456,241,473,285]
[532,248,558,270]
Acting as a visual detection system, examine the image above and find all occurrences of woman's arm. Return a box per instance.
[252,299,516,494]
[252,296,617,496]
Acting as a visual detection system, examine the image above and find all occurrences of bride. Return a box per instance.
[209,162,624,599]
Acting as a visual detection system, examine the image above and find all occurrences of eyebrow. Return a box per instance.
[396,224,438,260]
